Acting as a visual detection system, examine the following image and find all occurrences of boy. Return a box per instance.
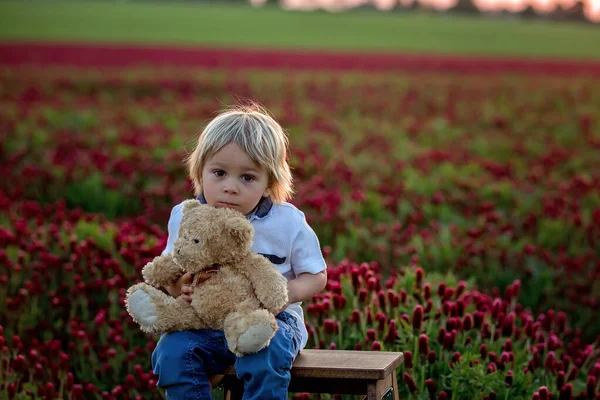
[151,104,328,400]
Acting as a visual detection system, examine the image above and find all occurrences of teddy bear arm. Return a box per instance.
[244,256,289,310]
[142,254,184,287]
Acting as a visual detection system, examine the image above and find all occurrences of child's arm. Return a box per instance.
[270,270,327,315]
[271,210,328,314]
[289,211,328,303]
[288,270,327,304]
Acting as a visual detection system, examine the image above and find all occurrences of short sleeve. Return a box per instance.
[289,214,327,276]
[162,203,183,255]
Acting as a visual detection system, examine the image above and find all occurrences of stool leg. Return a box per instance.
[369,374,397,400]
[366,381,377,399]
[392,371,400,400]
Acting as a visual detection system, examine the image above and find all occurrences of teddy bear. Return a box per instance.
[125,199,289,356]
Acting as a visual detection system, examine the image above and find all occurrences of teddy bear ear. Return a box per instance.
[182,199,202,214]
[225,214,253,248]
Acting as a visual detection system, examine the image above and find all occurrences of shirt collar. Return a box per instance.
[195,194,273,220]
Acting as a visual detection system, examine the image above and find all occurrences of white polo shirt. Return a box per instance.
[162,197,327,351]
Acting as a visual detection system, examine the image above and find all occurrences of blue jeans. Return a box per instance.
[152,312,302,400]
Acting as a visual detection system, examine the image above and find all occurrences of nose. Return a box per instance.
[223,179,239,195]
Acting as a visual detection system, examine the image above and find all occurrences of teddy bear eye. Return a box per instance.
[194,239,200,244]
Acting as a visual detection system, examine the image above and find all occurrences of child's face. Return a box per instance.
[201,143,270,216]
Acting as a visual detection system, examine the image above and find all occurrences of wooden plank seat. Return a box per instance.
[215,349,404,400]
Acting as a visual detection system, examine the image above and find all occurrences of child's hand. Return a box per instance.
[165,273,194,302]
[165,272,214,303]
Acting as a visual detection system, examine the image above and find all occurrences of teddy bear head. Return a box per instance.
[172,200,254,273]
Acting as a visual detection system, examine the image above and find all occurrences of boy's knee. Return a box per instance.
[154,332,189,356]
[151,332,196,388]
[271,315,301,358]
[243,324,296,373]
[152,331,202,371]
[152,330,230,370]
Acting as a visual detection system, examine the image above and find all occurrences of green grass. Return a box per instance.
[1,0,600,58]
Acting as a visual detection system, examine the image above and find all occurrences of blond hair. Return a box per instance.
[186,104,294,203]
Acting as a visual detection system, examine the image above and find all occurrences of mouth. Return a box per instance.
[218,201,238,208]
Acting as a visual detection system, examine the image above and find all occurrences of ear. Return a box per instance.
[262,187,271,198]
[225,213,253,248]
[182,199,201,214]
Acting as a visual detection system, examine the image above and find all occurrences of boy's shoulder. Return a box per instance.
[268,201,307,222]
[169,201,185,218]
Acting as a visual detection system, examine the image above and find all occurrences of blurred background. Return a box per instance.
[0,0,599,58]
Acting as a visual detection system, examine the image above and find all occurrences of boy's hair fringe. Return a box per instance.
[185,102,294,203]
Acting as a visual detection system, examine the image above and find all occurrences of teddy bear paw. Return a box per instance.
[128,289,158,326]
[236,322,276,354]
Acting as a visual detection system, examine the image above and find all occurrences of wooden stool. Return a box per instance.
[218,349,404,400]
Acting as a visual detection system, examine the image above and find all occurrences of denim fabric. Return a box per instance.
[152,312,302,400]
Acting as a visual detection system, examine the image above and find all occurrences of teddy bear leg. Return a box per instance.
[126,282,203,334]
[224,308,278,356]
